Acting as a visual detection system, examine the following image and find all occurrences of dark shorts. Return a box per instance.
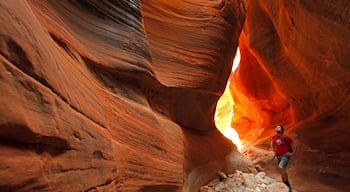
[277,154,290,168]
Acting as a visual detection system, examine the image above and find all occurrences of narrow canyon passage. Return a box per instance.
[212,48,296,192]
[1,1,350,192]
[215,48,243,152]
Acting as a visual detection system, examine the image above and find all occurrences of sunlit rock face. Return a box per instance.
[0,0,246,191]
[231,0,350,191]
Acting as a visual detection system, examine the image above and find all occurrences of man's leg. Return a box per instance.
[278,155,292,191]
[278,167,289,183]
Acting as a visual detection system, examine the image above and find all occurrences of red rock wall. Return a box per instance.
[0,0,246,191]
[232,0,350,191]
[4,0,349,191]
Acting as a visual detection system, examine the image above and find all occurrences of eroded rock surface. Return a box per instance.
[0,0,244,191]
[231,1,350,191]
[1,0,350,191]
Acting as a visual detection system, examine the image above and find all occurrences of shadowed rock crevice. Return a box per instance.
[0,177,47,192]
[0,35,54,93]
[49,32,79,61]
[0,123,71,156]
[0,34,33,75]
[137,184,181,192]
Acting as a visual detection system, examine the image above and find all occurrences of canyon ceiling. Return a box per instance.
[0,0,349,192]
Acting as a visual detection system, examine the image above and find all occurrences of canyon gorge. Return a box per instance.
[0,0,349,191]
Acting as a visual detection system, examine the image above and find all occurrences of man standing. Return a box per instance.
[271,125,296,192]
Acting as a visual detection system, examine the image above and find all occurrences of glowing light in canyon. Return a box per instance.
[215,48,242,151]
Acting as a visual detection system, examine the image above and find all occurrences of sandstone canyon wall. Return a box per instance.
[2,0,350,192]
[231,1,350,191]
[0,0,245,192]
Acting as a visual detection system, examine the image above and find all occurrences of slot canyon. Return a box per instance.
[0,0,349,192]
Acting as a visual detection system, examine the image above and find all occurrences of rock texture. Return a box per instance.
[1,0,350,192]
[231,0,350,191]
[200,171,290,192]
[0,0,245,192]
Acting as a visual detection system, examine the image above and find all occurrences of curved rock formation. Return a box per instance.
[1,0,350,191]
[232,1,350,191]
[0,0,245,191]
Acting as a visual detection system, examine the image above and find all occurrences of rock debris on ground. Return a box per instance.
[200,170,293,192]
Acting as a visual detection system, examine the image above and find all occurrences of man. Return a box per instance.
[271,125,296,192]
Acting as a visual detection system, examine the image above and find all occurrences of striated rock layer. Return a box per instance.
[2,0,350,191]
[0,0,245,191]
[231,0,350,191]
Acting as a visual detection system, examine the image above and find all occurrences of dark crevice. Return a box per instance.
[0,177,48,192]
[51,167,97,174]
[138,185,181,192]
[0,34,53,90]
[0,34,34,75]
[49,32,79,61]
[290,16,296,27]
[0,123,71,156]
[92,150,112,160]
